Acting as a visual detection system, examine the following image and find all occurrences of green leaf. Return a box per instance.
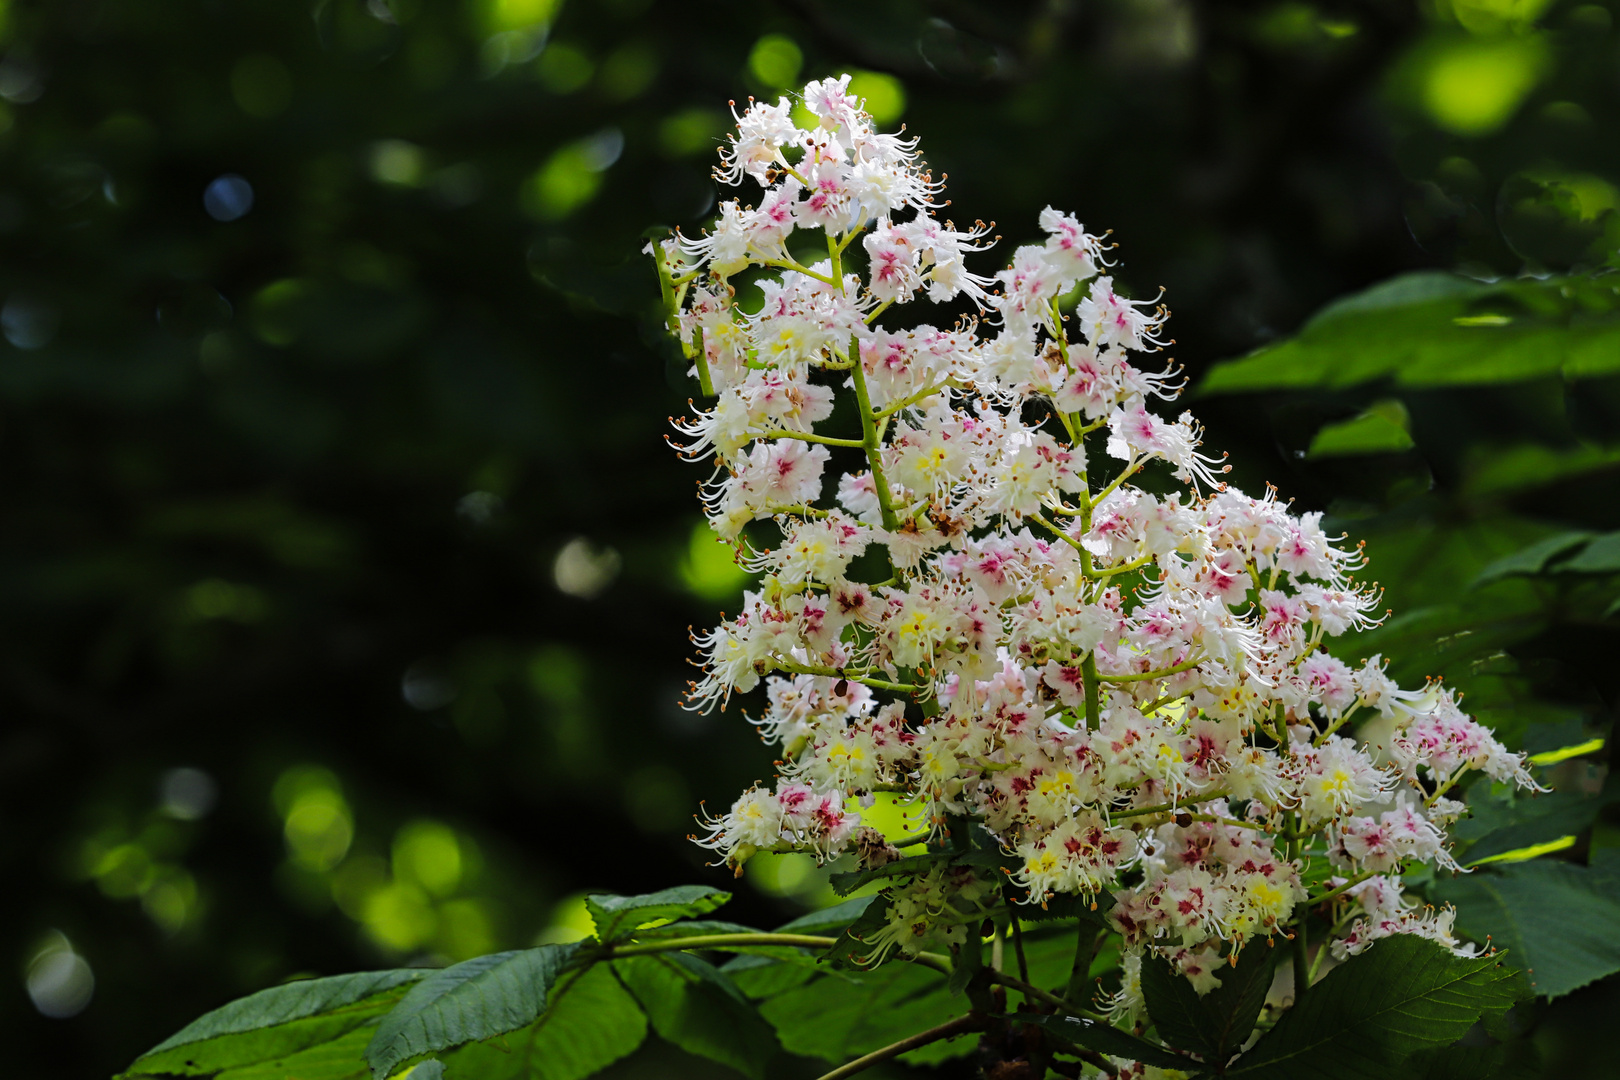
[1199,272,1620,395]
[1307,401,1416,459]
[758,955,972,1066]
[1429,859,1620,998]
[1558,531,1620,574]
[827,852,949,896]
[1142,943,1277,1065]
[773,895,877,934]
[613,952,779,1077]
[1223,936,1520,1079]
[121,971,429,1078]
[720,900,877,999]
[400,1061,443,1080]
[434,962,647,1080]
[584,885,732,942]
[1403,1040,1541,1080]
[365,943,586,1078]
[1451,781,1615,865]
[1472,531,1596,586]
[1015,1013,1192,1070]
[214,1024,376,1080]
[821,893,895,970]
[721,954,824,999]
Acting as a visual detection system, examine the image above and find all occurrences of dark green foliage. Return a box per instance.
[583,886,731,942]
[1223,937,1522,1080]
[612,952,779,1077]
[431,964,647,1080]
[365,944,586,1078]
[1431,854,1620,1000]
[1142,943,1277,1067]
[1016,1013,1192,1070]
[758,954,972,1067]
[828,852,950,896]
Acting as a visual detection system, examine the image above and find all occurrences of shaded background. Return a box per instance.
[3,0,1617,1076]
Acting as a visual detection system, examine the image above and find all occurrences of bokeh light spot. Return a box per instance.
[679,521,751,601]
[231,55,293,118]
[393,820,462,897]
[849,71,906,125]
[160,767,218,821]
[522,129,622,220]
[361,882,436,951]
[370,139,424,186]
[203,174,255,221]
[747,34,803,89]
[438,899,496,959]
[26,933,93,1019]
[1,292,60,349]
[658,108,725,158]
[1420,36,1546,135]
[535,41,593,93]
[597,42,658,101]
[483,0,560,34]
[274,766,354,871]
[534,892,595,944]
[552,536,621,598]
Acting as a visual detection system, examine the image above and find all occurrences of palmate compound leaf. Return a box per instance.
[1222,935,1521,1080]
[365,943,589,1078]
[1429,852,1620,999]
[120,969,429,1079]
[584,885,732,942]
[1141,940,1278,1067]
[612,951,780,1078]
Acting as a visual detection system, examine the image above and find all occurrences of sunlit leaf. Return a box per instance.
[584,885,731,942]
[1200,272,1620,394]
[121,971,428,1078]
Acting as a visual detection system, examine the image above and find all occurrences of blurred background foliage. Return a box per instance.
[1,0,1616,1076]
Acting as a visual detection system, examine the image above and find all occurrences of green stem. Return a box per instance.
[1292,917,1309,1002]
[1081,652,1101,731]
[1064,925,1098,1006]
[848,332,901,533]
[755,430,868,448]
[1088,553,1155,580]
[991,970,1109,1022]
[1109,791,1229,819]
[773,660,923,695]
[1010,913,1030,987]
[1091,458,1142,505]
[758,258,839,286]
[1095,655,1205,683]
[608,932,837,957]
[692,325,712,398]
[811,1014,983,1080]
[1286,812,1309,1001]
[1304,869,1376,907]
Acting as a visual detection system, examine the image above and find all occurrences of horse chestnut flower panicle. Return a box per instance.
[652,74,1538,981]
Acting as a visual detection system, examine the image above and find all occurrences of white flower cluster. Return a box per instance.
[653,76,1538,985]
